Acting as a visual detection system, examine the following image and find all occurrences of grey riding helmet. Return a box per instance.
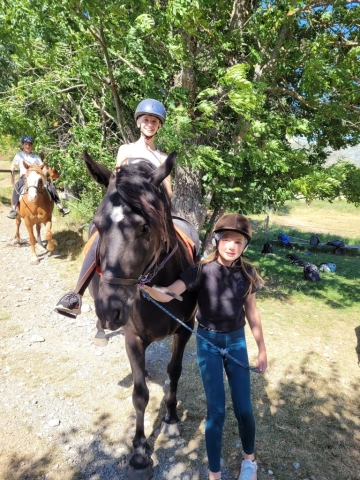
[134,99,166,125]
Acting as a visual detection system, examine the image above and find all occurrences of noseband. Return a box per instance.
[100,242,179,287]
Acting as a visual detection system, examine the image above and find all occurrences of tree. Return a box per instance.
[0,0,359,241]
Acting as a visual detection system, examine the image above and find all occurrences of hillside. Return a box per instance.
[290,138,360,166]
[326,144,360,166]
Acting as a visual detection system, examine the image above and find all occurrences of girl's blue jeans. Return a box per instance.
[196,327,255,473]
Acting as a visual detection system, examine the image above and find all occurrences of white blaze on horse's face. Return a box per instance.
[27,170,41,202]
[110,206,125,224]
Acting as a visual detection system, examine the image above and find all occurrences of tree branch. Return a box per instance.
[92,99,117,124]
[270,86,317,109]
[113,55,145,76]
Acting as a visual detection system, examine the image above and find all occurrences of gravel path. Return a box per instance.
[0,206,228,480]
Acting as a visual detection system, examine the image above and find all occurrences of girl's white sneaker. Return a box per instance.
[238,459,257,480]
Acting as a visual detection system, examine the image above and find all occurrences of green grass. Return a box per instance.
[247,199,360,311]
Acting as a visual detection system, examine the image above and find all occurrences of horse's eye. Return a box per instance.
[140,224,150,234]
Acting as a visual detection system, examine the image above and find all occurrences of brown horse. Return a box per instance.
[14,162,57,264]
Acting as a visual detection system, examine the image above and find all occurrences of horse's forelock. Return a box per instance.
[26,165,45,178]
[26,168,44,188]
[114,163,172,251]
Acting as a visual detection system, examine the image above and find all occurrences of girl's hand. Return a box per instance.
[256,350,267,374]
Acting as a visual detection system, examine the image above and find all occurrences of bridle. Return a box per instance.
[24,166,47,195]
[98,241,179,287]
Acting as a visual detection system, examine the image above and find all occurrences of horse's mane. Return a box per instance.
[115,160,173,252]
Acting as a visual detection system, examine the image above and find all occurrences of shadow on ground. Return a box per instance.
[2,345,359,480]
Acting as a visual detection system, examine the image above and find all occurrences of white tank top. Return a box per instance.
[128,142,162,167]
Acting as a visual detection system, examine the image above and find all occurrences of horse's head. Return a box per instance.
[83,150,177,331]
[43,164,60,181]
[24,162,46,202]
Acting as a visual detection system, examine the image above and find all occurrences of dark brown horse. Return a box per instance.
[83,151,197,479]
[14,163,57,264]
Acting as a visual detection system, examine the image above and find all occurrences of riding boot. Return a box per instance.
[45,183,70,215]
[46,182,61,204]
[11,176,25,206]
[8,177,25,218]
[55,234,99,318]
[74,236,99,294]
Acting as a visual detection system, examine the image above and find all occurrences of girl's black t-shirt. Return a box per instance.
[180,260,261,332]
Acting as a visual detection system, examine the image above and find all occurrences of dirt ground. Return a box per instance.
[0,203,217,479]
[0,159,259,480]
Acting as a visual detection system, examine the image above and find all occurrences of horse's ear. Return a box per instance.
[151,151,177,188]
[83,150,113,188]
[23,161,30,170]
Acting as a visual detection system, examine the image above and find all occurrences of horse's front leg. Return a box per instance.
[14,215,21,245]
[162,322,193,437]
[35,223,43,248]
[44,220,57,251]
[124,330,152,479]
[94,318,108,347]
[24,219,39,265]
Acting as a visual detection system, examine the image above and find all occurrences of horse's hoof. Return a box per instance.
[160,420,181,437]
[127,465,152,480]
[30,258,40,265]
[46,242,56,252]
[94,336,108,347]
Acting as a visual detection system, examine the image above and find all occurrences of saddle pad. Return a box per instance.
[174,225,196,260]
[83,230,98,257]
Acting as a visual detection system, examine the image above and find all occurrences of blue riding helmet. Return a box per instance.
[21,135,34,144]
[134,99,166,125]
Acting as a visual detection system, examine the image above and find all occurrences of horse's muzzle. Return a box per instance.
[94,285,136,331]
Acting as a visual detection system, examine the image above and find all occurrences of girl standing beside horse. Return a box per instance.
[141,213,267,480]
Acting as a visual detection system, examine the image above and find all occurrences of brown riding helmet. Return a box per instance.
[213,213,252,243]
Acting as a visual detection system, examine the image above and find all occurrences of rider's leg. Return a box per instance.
[8,177,25,218]
[46,182,70,215]
[55,235,99,318]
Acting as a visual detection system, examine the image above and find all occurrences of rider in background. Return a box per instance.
[54,99,170,317]
[141,213,267,480]
[7,136,70,219]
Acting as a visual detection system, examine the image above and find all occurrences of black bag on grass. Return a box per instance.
[303,262,321,281]
[261,242,273,254]
[310,234,320,246]
[326,240,345,248]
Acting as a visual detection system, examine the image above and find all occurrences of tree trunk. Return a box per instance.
[171,34,207,230]
[172,163,207,232]
[202,205,225,255]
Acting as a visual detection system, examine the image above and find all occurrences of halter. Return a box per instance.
[99,241,179,287]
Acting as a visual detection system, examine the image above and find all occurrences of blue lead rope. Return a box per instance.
[140,289,260,374]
